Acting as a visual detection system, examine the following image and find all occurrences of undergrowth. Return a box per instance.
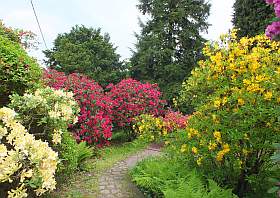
[131,155,238,198]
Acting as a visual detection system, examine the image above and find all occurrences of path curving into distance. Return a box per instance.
[97,144,161,198]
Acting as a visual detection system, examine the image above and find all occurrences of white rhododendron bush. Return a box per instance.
[9,87,79,146]
[0,107,58,198]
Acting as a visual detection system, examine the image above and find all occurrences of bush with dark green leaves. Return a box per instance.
[0,35,42,106]
[232,0,274,38]
[43,25,125,86]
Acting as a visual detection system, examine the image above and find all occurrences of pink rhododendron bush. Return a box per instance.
[43,69,113,146]
[106,79,166,128]
[43,70,166,146]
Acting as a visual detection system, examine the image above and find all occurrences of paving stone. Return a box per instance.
[97,145,161,198]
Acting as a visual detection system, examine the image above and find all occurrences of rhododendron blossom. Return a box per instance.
[44,69,114,146]
[44,70,166,146]
[106,78,166,128]
[265,0,280,39]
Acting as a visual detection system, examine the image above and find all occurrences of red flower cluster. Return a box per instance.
[106,79,166,128]
[44,70,166,146]
[43,69,113,146]
[163,110,189,132]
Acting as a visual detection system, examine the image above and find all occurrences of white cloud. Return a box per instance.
[0,0,235,64]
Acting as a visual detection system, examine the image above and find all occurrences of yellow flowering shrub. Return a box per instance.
[8,87,89,175]
[134,114,164,142]
[0,107,58,197]
[177,32,280,196]
[134,111,188,142]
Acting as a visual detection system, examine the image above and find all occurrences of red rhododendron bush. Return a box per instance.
[44,69,114,146]
[106,79,166,128]
[43,70,166,146]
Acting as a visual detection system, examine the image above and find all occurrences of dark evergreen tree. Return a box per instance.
[232,0,274,38]
[43,25,126,86]
[130,0,210,101]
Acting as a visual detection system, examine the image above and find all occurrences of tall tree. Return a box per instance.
[232,0,274,38]
[44,25,126,86]
[130,0,210,101]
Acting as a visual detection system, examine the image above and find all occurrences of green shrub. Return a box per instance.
[131,156,237,198]
[58,132,93,175]
[0,35,42,106]
[0,21,20,43]
[177,32,280,197]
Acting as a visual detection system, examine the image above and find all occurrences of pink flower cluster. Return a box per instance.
[44,69,113,146]
[106,79,166,128]
[163,110,189,132]
[43,70,166,146]
[265,0,280,39]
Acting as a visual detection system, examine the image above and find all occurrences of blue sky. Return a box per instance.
[0,0,234,64]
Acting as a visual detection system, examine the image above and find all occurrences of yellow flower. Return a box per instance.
[187,128,200,139]
[165,141,170,145]
[196,157,203,166]
[244,133,249,140]
[138,125,143,132]
[0,126,8,140]
[188,132,192,139]
[242,148,249,156]
[237,159,243,169]
[214,99,221,108]
[163,129,168,136]
[222,97,228,105]
[0,144,8,159]
[216,144,230,162]
[208,142,217,151]
[238,98,245,106]
[264,91,273,100]
[213,131,222,142]
[266,122,272,127]
[52,129,62,144]
[243,79,251,85]
[216,151,224,162]
[20,169,33,182]
[181,144,187,153]
[192,146,198,154]
[222,144,230,152]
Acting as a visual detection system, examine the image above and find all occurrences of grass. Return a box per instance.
[45,132,149,198]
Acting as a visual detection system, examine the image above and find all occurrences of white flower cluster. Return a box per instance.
[0,107,58,198]
[11,87,79,145]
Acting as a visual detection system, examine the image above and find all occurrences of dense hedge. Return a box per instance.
[0,35,42,106]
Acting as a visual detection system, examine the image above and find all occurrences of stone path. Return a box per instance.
[97,144,161,198]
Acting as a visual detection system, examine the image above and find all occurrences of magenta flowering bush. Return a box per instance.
[43,69,114,146]
[44,70,167,146]
[106,78,166,128]
[265,0,280,39]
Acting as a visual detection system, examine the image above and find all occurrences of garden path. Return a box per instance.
[97,144,161,198]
